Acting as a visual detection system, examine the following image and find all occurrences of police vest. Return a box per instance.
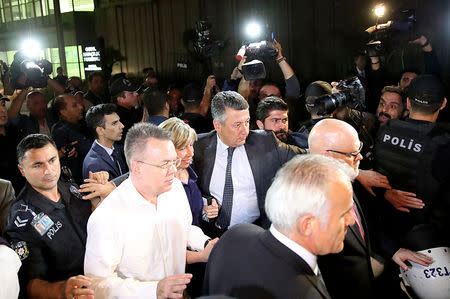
[374,119,449,249]
[374,119,438,194]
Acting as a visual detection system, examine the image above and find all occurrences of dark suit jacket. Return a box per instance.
[318,194,375,299]
[193,130,304,229]
[0,179,15,235]
[204,224,331,299]
[82,142,128,180]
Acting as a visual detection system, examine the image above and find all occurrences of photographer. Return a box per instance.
[51,94,93,184]
[349,52,386,114]
[365,34,442,113]
[7,89,55,139]
[5,51,65,97]
[224,40,301,129]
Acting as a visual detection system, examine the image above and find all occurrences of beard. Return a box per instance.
[274,129,288,142]
[377,112,392,121]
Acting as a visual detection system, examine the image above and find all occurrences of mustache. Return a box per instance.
[378,112,391,119]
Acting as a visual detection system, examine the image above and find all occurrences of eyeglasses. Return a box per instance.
[326,142,363,158]
[137,158,181,170]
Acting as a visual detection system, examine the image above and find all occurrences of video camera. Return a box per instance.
[193,20,225,58]
[365,8,417,57]
[236,41,278,81]
[314,77,366,116]
[9,50,53,89]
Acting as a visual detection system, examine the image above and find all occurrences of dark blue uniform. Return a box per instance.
[5,181,91,286]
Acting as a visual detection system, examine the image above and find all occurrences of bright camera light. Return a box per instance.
[21,39,41,58]
[374,4,385,17]
[245,22,262,38]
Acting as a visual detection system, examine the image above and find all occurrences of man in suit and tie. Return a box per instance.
[83,104,128,180]
[309,118,378,299]
[203,154,356,298]
[192,91,305,237]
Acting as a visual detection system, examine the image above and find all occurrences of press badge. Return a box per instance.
[31,213,54,236]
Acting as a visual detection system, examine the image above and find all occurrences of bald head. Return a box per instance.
[308,118,362,175]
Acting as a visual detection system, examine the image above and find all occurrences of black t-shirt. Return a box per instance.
[5,181,91,286]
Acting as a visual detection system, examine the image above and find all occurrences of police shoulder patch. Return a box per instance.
[11,210,33,231]
[12,241,29,261]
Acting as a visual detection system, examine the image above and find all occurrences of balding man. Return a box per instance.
[309,118,375,299]
[309,119,432,298]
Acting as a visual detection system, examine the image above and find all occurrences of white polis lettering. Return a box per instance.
[46,221,63,240]
[382,134,422,153]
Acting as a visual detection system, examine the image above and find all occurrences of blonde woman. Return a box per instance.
[159,117,219,226]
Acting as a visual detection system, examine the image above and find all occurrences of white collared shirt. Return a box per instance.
[95,140,114,161]
[209,135,259,227]
[269,225,319,275]
[0,245,21,299]
[84,178,209,299]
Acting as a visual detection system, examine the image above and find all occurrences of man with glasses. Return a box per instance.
[308,118,377,299]
[84,123,216,299]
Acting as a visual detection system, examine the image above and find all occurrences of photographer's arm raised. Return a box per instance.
[7,88,30,119]
[273,39,294,80]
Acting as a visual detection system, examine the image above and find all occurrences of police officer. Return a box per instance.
[373,75,448,286]
[5,134,94,299]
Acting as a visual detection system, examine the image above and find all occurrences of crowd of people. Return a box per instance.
[0,36,448,299]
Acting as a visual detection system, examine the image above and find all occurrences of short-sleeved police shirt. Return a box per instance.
[5,180,91,283]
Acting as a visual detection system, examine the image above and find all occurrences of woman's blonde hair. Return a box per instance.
[159,117,197,149]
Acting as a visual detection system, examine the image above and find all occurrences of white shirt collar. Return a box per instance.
[269,225,318,275]
[95,139,114,156]
[216,133,244,153]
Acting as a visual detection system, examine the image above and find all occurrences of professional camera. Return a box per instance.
[237,41,278,81]
[193,20,225,58]
[314,77,365,116]
[365,8,417,56]
[9,50,53,89]
[238,40,278,61]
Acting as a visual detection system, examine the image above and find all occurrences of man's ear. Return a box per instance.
[181,99,185,107]
[406,97,411,111]
[256,120,265,130]
[130,160,141,176]
[296,214,314,236]
[18,164,25,177]
[213,119,220,132]
[96,126,103,138]
[439,98,447,111]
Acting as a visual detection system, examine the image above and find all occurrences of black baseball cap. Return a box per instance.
[110,78,140,98]
[407,75,445,106]
[305,81,332,107]
[182,83,203,103]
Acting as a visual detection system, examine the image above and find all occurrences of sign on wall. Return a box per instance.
[82,46,102,72]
